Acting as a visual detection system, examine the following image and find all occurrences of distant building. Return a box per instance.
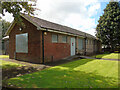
[2,36,9,55]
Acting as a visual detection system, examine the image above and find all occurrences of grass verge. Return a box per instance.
[93,53,119,59]
[5,59,118,88]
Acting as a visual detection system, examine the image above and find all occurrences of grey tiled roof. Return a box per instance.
[22,14,96,39]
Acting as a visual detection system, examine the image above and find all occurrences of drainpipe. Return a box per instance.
[42,31,44,64]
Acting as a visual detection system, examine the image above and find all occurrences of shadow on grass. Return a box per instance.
[5,59,118,88]
[5,67,118,88]
[2,64,21,70]
[60,59,95,69]
[45,57,95,67]
[2,66,38,81]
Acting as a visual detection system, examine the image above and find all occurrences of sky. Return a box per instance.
[1,0,111,36]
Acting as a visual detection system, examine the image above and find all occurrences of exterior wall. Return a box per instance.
[96,40,102,53]
[43,32,70,63]
[94,40,99,53]
[86,38,94,55]
[76,37,101,56]
[75,37,78,54]
[98,41,102,52]
[76,37,85,55]
[9,17,102,64]
[9,18,41,63]
[76,37,102,55]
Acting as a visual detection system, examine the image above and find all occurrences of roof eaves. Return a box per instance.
[47,28,85,38]
[20,14,41,30]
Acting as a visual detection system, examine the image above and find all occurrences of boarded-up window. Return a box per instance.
[52,34,58,43]
[62,36,67,43]
[16,33,28,53]
[78,38,83,50]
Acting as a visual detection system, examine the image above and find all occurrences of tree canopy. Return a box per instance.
[2,20,11,37]
[0,20,10,39]
[96,1,120,51]
[0,0,37,26]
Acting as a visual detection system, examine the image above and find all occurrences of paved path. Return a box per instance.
[80,56,120,61]
[1,55,119,70]
[1,56,81,67]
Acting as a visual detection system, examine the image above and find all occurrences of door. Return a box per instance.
[71,37,75,56]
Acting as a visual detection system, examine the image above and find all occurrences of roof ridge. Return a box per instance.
[21,14,96,39]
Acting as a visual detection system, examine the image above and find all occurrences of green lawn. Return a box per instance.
[93,53,119,59]
[0,55,9,58]
[0,60,23,70]
[0,55,23,69]
[5,59,118,88]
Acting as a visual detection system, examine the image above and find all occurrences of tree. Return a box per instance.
[2,20,11,38]
[0,20,10,54]
[0,0,37,26]
[96,1,120,52]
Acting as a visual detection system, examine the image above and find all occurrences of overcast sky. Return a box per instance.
[1,0,111,36]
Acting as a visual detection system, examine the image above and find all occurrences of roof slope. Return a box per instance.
[22,14,96,39]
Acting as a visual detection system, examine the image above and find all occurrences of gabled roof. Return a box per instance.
[6,14,96,39]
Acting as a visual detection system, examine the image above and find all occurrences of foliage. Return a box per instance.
[96,1,120,51]
[5,58,118,88]
[0,1,37,26]
[0,20,2,39]
[2,20,11,37]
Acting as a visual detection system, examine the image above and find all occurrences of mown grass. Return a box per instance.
[0,60,23,70]
[93,53,119,59]
[0,55,9,58]
[6,59,118,88]
[0,55,23,70]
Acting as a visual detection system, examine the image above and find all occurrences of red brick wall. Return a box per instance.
[9,18,41,63]
[9,18,70,63]
[44,32,70,62]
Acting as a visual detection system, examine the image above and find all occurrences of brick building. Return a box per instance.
[5,14,101,63]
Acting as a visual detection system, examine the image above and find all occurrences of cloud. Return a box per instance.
[1,0,101,36]
[1,12,13,22]
[35,0,101,36]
